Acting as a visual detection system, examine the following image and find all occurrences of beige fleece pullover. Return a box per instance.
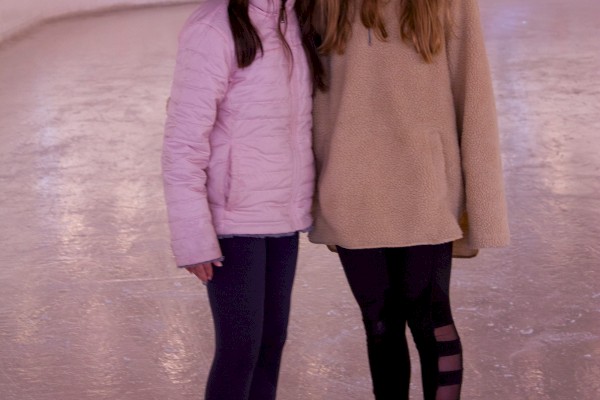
[309,0,510,252]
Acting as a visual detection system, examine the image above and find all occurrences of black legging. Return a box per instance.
[205,234,299,400]
[337,242,463,400]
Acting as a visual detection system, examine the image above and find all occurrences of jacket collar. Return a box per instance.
[249,0,295,15]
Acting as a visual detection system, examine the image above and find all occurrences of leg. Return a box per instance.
[205,237,267,400]
[387,242,462,400]
[248,233,299,400]
[337,246,410,400]
[432,248,463,400]
[386,245,440,400]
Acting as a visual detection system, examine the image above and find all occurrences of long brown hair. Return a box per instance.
[228,0,325,90]
[296,0,327,90]
[228,0,289,67]
[318,0,451,63]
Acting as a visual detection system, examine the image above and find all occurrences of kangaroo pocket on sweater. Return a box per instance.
[426,130,450,203]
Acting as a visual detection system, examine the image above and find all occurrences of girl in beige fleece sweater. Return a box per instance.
[308,0,510,399]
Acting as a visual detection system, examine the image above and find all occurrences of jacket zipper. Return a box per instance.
[287,26,300,228]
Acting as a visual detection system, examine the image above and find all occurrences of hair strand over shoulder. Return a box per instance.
[318,0,451,63]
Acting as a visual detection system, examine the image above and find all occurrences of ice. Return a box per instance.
[0,1,599,399]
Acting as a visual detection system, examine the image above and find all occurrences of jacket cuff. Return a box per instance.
[178,256,225,269]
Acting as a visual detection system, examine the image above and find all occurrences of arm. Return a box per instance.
[162,22,233,267]
[446,0,510,248]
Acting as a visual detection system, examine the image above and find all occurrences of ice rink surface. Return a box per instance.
[0,1,599,399]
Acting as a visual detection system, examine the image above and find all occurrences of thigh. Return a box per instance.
[431,242,453,300]
[430,243,454,328]
[337,246,391,322]
[207,237,268,346]
[260,234,299,330]
[264,233,299,305]
[385,242,452,303]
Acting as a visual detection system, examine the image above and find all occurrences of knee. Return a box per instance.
[432,299,454,328]
[216,335,261,369]
[407,313,436,350]
[363,318,395,347]
[261,328,288,354]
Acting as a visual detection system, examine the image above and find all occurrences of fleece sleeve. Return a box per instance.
[446,0,510,248]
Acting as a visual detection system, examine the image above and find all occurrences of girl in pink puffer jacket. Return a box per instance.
[162,0,323,398]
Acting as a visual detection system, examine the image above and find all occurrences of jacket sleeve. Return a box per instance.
[446,0,510,249]
[162,22,233,267]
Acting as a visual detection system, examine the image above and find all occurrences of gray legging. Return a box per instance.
[205,234,299,400]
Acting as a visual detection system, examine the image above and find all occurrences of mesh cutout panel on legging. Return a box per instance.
[435,324,463,400]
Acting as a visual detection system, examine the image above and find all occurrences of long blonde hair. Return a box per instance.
[318,0,451,63]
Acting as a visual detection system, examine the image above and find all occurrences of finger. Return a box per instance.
[193,268,208,283]
[203,264,214,281]
[186,266,204,281]
[214,261,223,267]
[186,264,201,273]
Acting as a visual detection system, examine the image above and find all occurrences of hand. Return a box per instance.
[186,261,223,283]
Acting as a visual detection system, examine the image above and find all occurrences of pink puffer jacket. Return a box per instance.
[162,0,314,267]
